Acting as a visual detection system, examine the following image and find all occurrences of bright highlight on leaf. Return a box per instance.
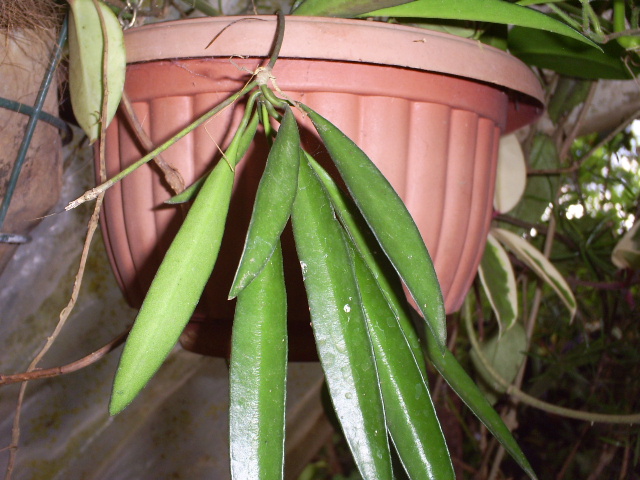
[68,0,125,143]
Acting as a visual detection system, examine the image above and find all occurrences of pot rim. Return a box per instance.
[124,15,544,108]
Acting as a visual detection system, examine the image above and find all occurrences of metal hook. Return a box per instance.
[118,0,142,29]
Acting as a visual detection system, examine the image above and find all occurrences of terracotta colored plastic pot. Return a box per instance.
[99,16,543,360]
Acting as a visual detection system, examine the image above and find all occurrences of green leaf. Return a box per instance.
[230,243,287,480]
[517,0,565,5]
[470,322,528,404]
[353,249,454,480]
[421,311,537,479]
[478,233,518,333]
[291,156,392,480]
[494,134,527,214]
[68,0,125,143]
[292,0,414,17]
[229,107,300,298]
[301,104,447,354]
[508,134,560,226]
[546,77,593,124]
[110,155,235,415]
[305,153,427,374]
[166,111,259,205]
[425,310,537,479]
[364,0,595,47]
[612,220,640,269]
[509,26,638,79]
[491,227,577,320]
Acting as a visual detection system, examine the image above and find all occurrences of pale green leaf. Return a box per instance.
[491,227,577,320]
[517,0,565,5]
[292,0,414,16]
[68,0,125,143]
[364,0,596,46]
[470,322,527,403]
[494,134,527,214]
[478,233,518,332]
[612,221,640,269]
[509,134,559,225]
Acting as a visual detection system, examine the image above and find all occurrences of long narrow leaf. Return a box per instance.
[478,233,518,333]
[229,107,300,297]
[509,26,636,79]
[292,0,414,17]
[291,155,392,480]
[353,248,454,480]
[166,111,259,205]
[491,227,577,320]
[306,153,427,373]
[421,313,538,479]
[301,105,447,354]
[110,155,235,415]
[230,243,287,480]
[68,0,125,143]
[364,0,595,47]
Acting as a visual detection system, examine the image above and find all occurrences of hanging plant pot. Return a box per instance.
[98,16,543,360]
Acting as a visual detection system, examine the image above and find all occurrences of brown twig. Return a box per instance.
[4,193,105,480]
[120,93,185,194]
[4,4,110,478]
[0,328,129,386]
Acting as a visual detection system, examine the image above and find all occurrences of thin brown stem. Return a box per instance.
[120,93,185,194]
[0,328,129,386]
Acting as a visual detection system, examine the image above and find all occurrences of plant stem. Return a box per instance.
[65,80,258,210]
[267,11,285,70]
[463,311,640,424]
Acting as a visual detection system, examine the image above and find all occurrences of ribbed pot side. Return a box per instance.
[98,17,544,360]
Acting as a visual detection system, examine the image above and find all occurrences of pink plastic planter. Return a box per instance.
[99,16,544,360]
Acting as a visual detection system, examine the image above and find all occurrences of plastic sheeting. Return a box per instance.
[0,129,328,479]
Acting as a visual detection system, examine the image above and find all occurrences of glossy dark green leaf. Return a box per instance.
[110,152,235,415]
[230,243,287,480]
[291,155,392,480]
[365,0,595,46]
[229,107,300,298]
[305,153,426,373]
[509,27,637,79]
[292,0,413,17]
[421,314,538,480]
[301,105,446,353]
[352,248,454,480]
